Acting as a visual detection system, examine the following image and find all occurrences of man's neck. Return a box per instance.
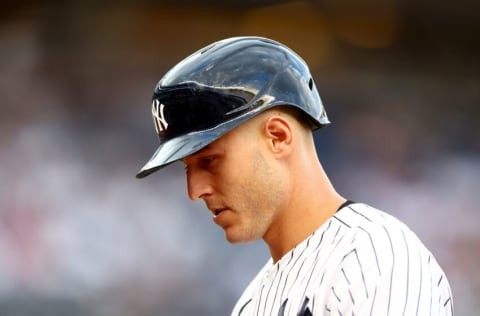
[263,166,345,262]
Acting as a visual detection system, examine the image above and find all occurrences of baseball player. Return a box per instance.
[136,37,453,315]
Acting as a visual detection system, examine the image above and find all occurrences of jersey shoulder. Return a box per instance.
[320,203,453,316]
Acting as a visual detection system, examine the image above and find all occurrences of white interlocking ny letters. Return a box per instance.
[152,99,169,133]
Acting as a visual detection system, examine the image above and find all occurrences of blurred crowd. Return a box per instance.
[1,1,479,315]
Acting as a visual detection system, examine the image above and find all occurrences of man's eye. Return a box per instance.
[199,156,219,168]
[201,156,215,165]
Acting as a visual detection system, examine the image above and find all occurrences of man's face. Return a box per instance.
[183,120,287,244]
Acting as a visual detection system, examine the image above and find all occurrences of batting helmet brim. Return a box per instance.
[136,110,256,179]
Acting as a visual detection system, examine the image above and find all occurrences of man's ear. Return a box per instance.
[263,115,294,157]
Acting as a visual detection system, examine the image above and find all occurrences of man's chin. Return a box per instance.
[223,229,258,244]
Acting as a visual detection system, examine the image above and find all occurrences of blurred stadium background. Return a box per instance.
[1,0,479,315]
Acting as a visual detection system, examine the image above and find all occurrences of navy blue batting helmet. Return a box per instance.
[137,36,330,178]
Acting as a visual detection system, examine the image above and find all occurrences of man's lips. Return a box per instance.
[212,208,227,217]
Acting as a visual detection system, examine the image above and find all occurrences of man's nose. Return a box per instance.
[186,170,213,201]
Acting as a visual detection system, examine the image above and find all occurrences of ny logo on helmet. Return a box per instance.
[152,99,169,133]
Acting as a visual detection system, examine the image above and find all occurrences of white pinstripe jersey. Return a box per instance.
[231,202,453,316]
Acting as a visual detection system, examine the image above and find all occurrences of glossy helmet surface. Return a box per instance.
[137,36,330,178]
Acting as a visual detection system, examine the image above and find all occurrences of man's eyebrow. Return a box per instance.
[183,144,213,163]
[197,144,216,155]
